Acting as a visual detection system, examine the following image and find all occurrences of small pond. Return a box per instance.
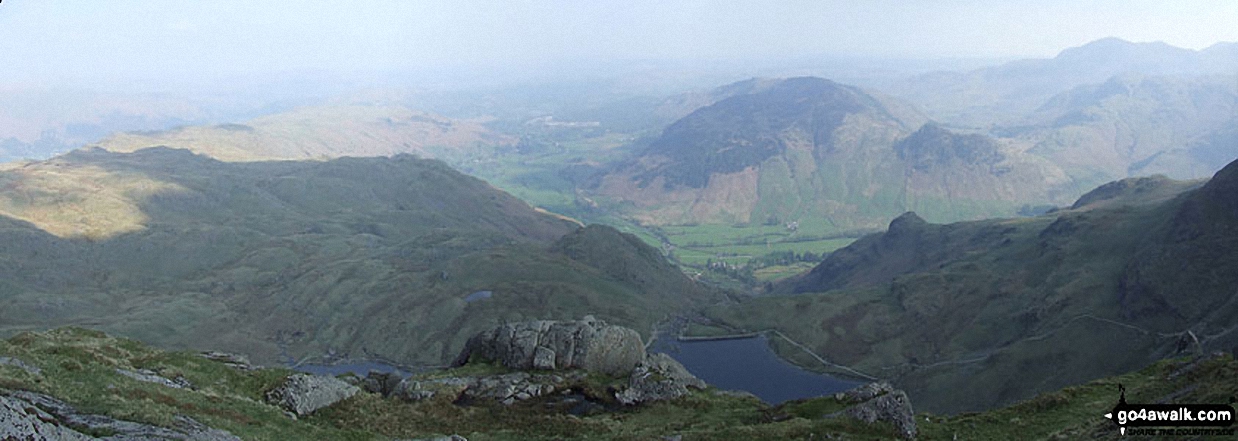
[651,335,862,404]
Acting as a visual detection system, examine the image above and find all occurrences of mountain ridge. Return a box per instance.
[0,148,710,368]
[894,37,1238,127]
[710,158,1238,413]
[90,105,515,163]
[594,76,1071,229]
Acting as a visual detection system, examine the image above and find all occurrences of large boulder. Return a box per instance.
[835,382,917,439]
[454,317,645,377]
[615,353,706,405]
[264,373,360,416]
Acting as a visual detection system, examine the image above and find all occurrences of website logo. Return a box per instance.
[1104,384,1235,436]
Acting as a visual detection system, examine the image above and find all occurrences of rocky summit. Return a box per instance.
[453,317,646,377]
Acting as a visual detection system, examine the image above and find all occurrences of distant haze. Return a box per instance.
[1,0,1236,90]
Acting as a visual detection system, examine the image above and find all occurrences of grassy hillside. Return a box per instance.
[0,148,713,368]
[707,162,1237,413]
[4,328,1234,439]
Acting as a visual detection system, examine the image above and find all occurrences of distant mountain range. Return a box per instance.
[892,37,1238,127]
[1005,74,1238,184]
[592,77,1073,229]
[90,105,514,163]
[49,39,1237,238]
[711,157,1238,413]
[588,39,1236,229]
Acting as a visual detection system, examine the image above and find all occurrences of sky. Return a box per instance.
[1,0,1236,89]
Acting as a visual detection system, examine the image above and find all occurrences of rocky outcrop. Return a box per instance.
[615,353,706,405]
[200,351,254,371]
[116,368,193,389]
[1,389,240,440]
[264,373,360,416]
[390,376,471,403]
[461,372,572,405]
[446,319,708,408]
[453,317,645,377]
[834,382,917,439]
[0,393,92,441]
[383,371,585,406]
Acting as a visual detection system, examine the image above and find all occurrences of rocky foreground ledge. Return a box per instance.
[0,324,922,440]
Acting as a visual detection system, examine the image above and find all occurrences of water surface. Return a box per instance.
[652,335,861,404]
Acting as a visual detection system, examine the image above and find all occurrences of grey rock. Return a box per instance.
[533,346,556,370]
[391,382,439,402]
[454,318,644,376]
[2,389,240,440]
[0,393,92,440]
[465,372,558,404]
[0,356,41,376]
[116,368,192,389]
[264,374,359,416]
[615,353,705,405]
[361,370,403,397]
[199,351,254,371]
[834,382,917,439]
[391,376,471,403]
[392,371,582,405]
[835,381,893,403]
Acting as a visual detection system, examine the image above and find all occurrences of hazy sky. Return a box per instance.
[2,0,1236,88]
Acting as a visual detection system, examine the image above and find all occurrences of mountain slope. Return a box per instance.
[709,160,1237,413]
[1005,75,1238,183]
[594,77,1071,230]
[0,148,710,367]
[894,38,1238,127]
[91,105,514,162]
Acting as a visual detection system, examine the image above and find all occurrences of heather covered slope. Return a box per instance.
[709,159,1238,413]
[594,77,1071,230]
[0,148,712,367]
